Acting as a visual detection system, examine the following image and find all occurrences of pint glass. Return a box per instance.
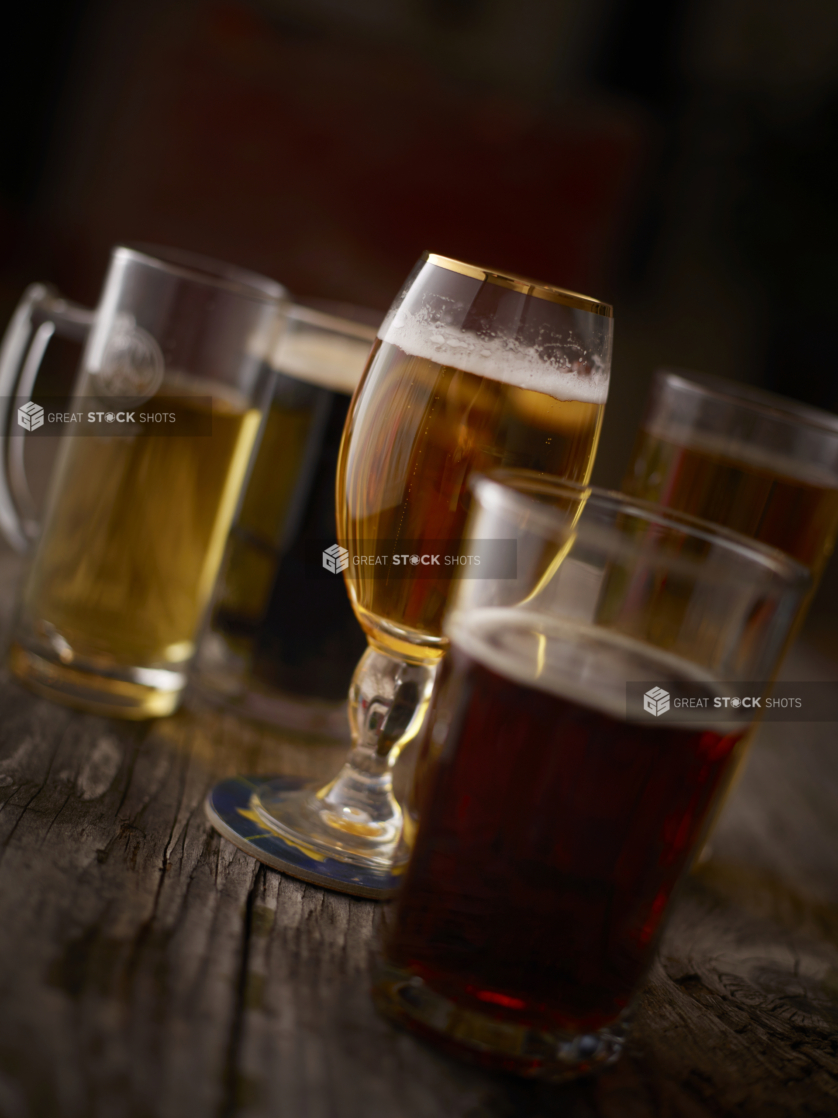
[0,246,287,718]
[622,370,838,595]
[374,472,808,1078]
[195,303,375,737]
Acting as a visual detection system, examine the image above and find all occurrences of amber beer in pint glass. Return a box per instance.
[623,370,838,587]
[374,473,809,1079]
[389,615,741,1028]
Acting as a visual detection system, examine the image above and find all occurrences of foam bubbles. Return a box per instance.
[380,306,609,404]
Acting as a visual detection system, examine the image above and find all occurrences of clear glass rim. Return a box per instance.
[654,367,838,436]
[472,468,811,591]
[283,302,379,342]
[116,244,290,306]
[424,252,612,318]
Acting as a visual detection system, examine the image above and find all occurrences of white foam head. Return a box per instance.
[379,303,609,404]
[272,330,373,395]
[447,607,731,728]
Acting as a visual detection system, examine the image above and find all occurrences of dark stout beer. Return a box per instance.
[203,318,373,716]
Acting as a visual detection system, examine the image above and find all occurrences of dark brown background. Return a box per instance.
[2,0,837,618]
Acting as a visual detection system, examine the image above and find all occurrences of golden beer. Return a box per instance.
[623,427,838,579]
[16,384,260,677]
[3,245,285,719]
[338,339,605,657]
[214,255,612,887]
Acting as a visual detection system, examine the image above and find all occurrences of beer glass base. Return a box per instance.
[9,642,184,720]
[212,645,437,894]
[251,774,410,870]
[205,774,404,898]
[203,646,437,897]
[372,961,628,1081]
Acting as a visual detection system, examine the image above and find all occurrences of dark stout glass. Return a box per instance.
[197,307,375,732]
[211,373,367,701]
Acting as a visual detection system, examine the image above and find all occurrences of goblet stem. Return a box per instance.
[318,646,439,847]
[252,643,438,868]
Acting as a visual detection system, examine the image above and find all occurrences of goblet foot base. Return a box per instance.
[9,642,183,719]
[372,961,628,1081]
[205,775,404,899]
[253,772,408,868]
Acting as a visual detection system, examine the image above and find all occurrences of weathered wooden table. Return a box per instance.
[0,541,836,1118]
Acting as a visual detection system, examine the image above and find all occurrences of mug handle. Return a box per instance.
[0,283,95,552]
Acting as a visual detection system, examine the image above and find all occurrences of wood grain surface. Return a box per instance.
[0,544,836,1118]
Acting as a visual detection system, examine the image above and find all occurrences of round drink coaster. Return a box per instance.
[204,775,404,899]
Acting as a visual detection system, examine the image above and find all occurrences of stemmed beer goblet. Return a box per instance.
[206,252,613,896]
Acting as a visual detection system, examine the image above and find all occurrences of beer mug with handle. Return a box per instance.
[0,245,288,718]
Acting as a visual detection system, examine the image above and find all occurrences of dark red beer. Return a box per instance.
[385,611,743,1034]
